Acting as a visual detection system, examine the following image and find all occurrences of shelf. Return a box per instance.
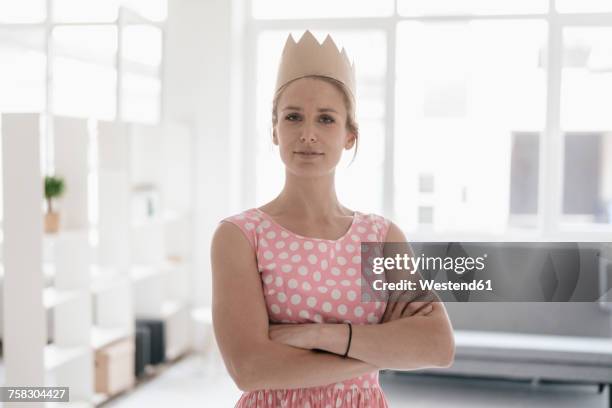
[129,263,171,282]
[90,265,129,293]
[44,344,89,371]
[91,326,132,350]
[43,287,87,309]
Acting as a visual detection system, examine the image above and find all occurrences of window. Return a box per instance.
[561,27,612,227]
[252,0,393,19]
[0,28,46,112]
[394,20,547,233]
[0,1,166,123]
[247,1,612,237]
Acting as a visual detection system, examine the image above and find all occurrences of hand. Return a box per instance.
[381,291,435,323]
[269,323,321,350]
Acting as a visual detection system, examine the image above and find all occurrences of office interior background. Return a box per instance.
[0,0,611,406]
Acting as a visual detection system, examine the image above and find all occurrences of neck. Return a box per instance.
[273,170,347,220]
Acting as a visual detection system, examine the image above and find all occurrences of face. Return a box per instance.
[273,77,356,177]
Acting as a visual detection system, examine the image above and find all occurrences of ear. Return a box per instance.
[344,132,357,150]
[272,128,279,145]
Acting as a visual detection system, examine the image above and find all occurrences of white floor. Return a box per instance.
[106,352,609,408]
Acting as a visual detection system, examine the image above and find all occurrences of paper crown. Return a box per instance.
[274,30,357,108]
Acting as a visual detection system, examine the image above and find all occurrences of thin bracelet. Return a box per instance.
[342,323,352,359]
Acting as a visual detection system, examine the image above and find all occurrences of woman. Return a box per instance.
[211,30,455,407]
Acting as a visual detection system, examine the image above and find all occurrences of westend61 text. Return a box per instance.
[372,279,493,292]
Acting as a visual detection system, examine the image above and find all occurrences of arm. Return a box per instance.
[277,222,456,370]
[211,222,379,392]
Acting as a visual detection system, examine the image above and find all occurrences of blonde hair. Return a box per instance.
[271,75,359,164]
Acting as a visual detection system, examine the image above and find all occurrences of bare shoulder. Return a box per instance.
[210,220,256,276]
[384,220,408,243]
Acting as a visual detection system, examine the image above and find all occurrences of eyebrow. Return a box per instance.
[281,106,339,114]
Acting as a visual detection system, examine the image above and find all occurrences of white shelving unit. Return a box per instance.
[129,122,195,362]
[1,113,195,407]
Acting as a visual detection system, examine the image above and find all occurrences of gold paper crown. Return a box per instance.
[275,30,357,107]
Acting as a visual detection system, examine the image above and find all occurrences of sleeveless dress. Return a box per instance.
[221,207,391,408]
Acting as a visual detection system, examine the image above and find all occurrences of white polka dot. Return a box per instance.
[236,214,245,220]
[367,234,377,241]
[264,250,273,260]
[277,292,287,303]
[363,380,370,388]
[313,271,321,281]
[281,264,292,273]
[279,252,289,259]
[298,266,308,276]
[314,314,323,323]
[347,267,357,276]
[354,306,364,317]
[318,242,328,252]
[317,286,329,293]
[308,254,318,264]
[288,279,298,289]
[331,267,341,276]
[337,304,347,315]
[322,302,332,312]
[340,279,351,286]
[357,226,366,233]
[354,278,362,285]
[337,257,347,265]
[261,220,270,228]
[259,238,268,247]
[352,256,361,264]
[275,241,285,249]
[275,276,283,287]
[336,242,342,250]
[286,309,293,316]
[270,304,280,314]
[331,289,341,300]
[303,241,314,250]
[367,313,378,323]
[291,294,302,305]
[299,310,310,319]
[266,231,276,239]
[291,254,301,262]
[264,274,273,284]
[351,234,360,242]
[345,244,355,253]
[257,226,264,235]
[245,222,255,230]
[320,259,328,270]
[325,279,337,286]
[265,263,276,270]
[307,297,317,307]
[281,231,289,238]
[347,290,357,301]
[289,242,300,251]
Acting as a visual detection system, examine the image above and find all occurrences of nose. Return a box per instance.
[299,122,318,143]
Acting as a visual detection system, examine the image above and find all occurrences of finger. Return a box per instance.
[415,304,434,316]
[402,300,433,317]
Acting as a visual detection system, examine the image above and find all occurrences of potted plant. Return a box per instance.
[44,175,65,233]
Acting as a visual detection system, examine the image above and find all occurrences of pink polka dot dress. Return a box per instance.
[221,207,391,408]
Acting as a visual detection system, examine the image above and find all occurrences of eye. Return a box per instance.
[320,115,335,124]
[285,113,300,121]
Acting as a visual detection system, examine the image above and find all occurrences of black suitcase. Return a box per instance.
[135,326,151,377]
[136,319,166,365]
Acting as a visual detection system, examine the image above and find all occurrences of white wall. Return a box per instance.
[164,0,245,306]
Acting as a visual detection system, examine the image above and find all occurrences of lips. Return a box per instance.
[294,151,324,155]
